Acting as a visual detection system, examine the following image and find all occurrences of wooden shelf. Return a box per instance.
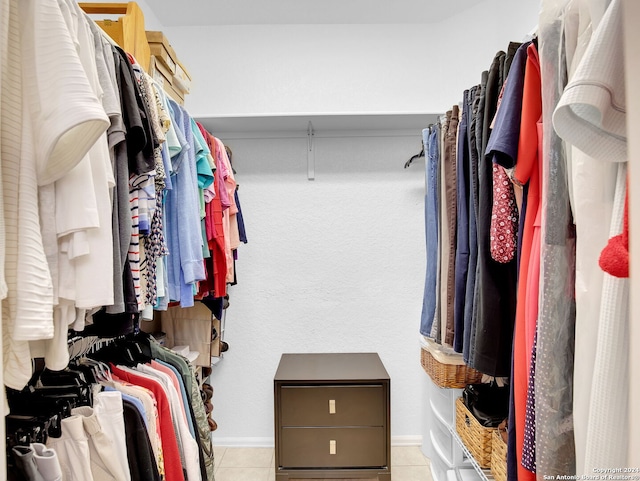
[79,2,151,71]
[195,112,441,137]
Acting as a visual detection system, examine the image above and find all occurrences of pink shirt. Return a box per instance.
[150,360,189,427]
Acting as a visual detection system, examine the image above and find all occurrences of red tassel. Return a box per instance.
[599,184,629,278]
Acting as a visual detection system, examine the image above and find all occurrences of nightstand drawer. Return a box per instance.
[280,427,386,468]
[280,385,385,427]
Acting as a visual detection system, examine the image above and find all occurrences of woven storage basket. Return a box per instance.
[490,428,508,481]
[420,346,483,389]
[455,397,495,468]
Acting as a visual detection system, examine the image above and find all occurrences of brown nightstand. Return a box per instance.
[274,353,391,480]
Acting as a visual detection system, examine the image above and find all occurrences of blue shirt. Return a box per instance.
[165,100,206,306]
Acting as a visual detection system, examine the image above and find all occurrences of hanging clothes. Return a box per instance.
[453,95,470,353]
[420,125,440,337]
[203,132,229,300]
[165,100,207,309]
[511,40,542,481]
[8,333,215,481]
[148,340,214,481]
[441,106,459,347]
[469,49,518,378]
[213,137,238,284]
[121,399,162,481]
[552,0,628,473]
[110,364,186,481]
[2,0,111,391]
[4,0,246,378]
[552,1,616,469]
[534,0,578,475]
[463,81,484,364]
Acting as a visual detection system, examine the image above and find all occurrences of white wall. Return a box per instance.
[133,0,163,30]
[436,0,539,104]
[164,0,540,117]
[211,133,427,445]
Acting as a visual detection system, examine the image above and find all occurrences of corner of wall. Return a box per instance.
[136,0,164,30]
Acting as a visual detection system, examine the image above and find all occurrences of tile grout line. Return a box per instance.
[214,446,225,474]
[212,447,431,477]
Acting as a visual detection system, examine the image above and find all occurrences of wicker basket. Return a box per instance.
[455,397,496,468]
[420,346,483,389]
[490,428,508,481]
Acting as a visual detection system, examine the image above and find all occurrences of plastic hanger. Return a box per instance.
[404,147,425,168]
[6,412,63,447]
[87,332,151,368]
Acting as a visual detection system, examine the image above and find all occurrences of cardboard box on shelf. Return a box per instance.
[148,56,169,87]
[146,30,178,74]
[149,55,185,105]
[173,61,192,94]
[164,81,185,105]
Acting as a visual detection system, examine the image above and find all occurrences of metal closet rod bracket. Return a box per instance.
[307,121,315,181]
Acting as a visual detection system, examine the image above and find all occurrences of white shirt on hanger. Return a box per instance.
[55,0,114,315]
[2,0,110,389]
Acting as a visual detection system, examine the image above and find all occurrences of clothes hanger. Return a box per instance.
[75,356,111,383]
[123,331,154,365]
[6,390,77,430]
[41,335,102,386]
[6,412,63,447]
[127,330,154,355]
[6,414,64,478]
[404,147,425,169]
[88,342,136,368]
[67,362,97,385]
[38,368,86,387]
[64,334,110,383]
[86,331,151,368]
[8,356,93,414]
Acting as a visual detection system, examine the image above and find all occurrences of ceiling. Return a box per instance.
[146,0,487,27]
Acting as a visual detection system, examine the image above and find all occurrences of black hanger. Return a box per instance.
[66,362,97,385]
[6,413,63,449]
[87,331,152,368]
[27,362,92,404]
[6,390,77,446]
[7,385,86,415]
[88,342,137,367]
[39,367,86,387]
[6,414,64,479]
[8,413,62,440]
[404,147,425,169]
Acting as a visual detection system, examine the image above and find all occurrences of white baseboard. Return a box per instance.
[210,435,423,448]
[391,435,423,446]
[211,436,274,448]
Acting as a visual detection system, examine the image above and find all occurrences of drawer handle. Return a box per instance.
[329,399,336,414]
[329,439,336,455]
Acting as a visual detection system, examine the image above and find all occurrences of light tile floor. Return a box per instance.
[212,446,433,481]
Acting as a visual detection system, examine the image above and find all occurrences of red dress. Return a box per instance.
[513,43,542,480]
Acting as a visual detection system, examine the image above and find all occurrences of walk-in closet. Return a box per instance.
[1,0,638,480]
